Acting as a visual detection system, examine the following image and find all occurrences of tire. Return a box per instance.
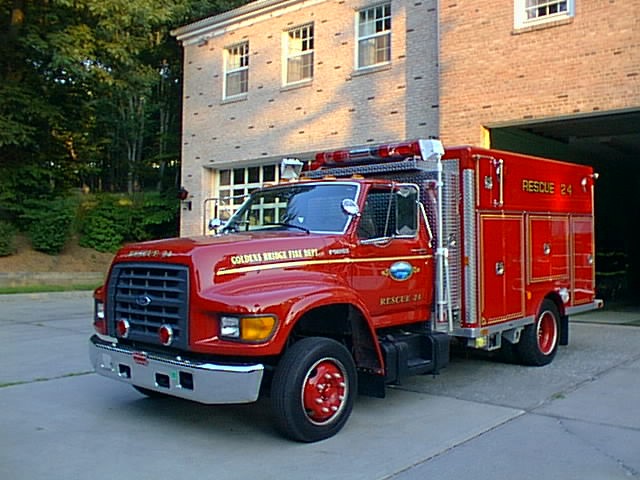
[271,337,357,442]
[498,339,521,364]
[517,299,560,366]
[133,385,170,399]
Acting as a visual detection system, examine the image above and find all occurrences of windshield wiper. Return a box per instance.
[262,222,310,234]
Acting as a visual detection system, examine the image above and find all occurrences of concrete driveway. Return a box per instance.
[1,292,639,479]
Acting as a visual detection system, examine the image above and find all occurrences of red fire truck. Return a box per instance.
[89,139,602,442]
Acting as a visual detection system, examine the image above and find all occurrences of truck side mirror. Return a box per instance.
[208,218,223,231]
[341,199,360,216]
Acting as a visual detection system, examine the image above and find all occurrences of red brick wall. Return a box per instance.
[439,0,640,145]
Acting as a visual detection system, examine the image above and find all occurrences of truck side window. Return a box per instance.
[358,189,395,240]
[395,185,418,236]
[357,186,418,240]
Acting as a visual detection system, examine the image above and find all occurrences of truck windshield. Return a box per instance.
[223,183,359,234]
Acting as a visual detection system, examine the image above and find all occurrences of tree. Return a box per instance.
[0,0,249,224]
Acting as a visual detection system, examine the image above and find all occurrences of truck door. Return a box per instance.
[528,215,570,282]
[572,216,596,305]
[477,155,504,209]
[351,184,432,327]
[479,214,525,325]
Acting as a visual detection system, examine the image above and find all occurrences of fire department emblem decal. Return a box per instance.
[384,261,418,282]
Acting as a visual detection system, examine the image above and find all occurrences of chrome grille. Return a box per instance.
[107,263,189,349]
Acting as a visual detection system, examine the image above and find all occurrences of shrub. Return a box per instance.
[78,193,178,252]
[79,196,128,252]
[22,198,76,255]
[0,220,16,256]
[129,192,179,241]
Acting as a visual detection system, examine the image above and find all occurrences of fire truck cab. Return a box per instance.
[90,139,601,442]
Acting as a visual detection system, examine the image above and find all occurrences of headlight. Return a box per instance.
[220,315,277,342]
[220,316,241,338]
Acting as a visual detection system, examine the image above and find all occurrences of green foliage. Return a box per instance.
[0,220,16,256]
[20,198,76,255]
[79,193,178,252]
[0,0,249,199]
[78,196,128,252]
[129,192,180,241]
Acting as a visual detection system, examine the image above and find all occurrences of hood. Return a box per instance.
[114,231,350,291]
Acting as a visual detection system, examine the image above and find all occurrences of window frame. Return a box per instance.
[357,184,419,242]
[514,0,575,29]
[283,23,315,86]
[215,164,280,222]
[224,42,249,99]
[355,3,392,71]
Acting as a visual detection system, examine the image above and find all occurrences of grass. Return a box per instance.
[0,283,101,295]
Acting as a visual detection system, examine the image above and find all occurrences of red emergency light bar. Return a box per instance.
[310,140,423,170]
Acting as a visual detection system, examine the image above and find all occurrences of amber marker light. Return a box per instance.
[241,316,277,342]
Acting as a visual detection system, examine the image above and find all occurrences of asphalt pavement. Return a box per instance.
[0,292,639,480]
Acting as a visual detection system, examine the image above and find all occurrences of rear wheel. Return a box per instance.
[271,337,356,442]
[517,299,560,366]
[498,339,521,364]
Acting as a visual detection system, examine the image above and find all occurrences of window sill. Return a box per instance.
[512,16,573,34]
[221,94,248,105]
[351,63,392,78]
[280,80,313,92]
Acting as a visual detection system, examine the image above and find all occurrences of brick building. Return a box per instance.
[173,0,640,293]
[438,0,639,149]
[437,0,640,295]
[172,0,439,236]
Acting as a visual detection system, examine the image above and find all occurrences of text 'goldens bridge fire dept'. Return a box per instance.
[230,248,320,265]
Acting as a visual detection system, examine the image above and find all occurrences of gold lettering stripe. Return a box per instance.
[216,255,433,276]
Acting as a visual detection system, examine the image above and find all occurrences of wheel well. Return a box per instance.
[293,304,352,338]
[543,293,569,346]
[291,304,381,372]
[543,293,564,317]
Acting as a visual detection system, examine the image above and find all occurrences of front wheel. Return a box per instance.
[271,337,357,442]
[517,299,560,366]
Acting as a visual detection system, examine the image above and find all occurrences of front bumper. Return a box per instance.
[89,335,264,404]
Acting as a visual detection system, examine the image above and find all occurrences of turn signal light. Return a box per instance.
[241,316,277,342]
[220,315,277,342]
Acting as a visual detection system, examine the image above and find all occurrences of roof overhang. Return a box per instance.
[171,0,318,46]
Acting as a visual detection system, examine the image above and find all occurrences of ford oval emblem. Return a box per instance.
[389,261,414,282]
[136,295,152,307]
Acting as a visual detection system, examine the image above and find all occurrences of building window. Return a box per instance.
[224,42,249,98]
[356,3,391,70]
[514,0,574,28]
[285,24,314,84]
[215,164,279,221]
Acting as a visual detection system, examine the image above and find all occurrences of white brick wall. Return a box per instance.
[176,0,638,236]
[175,0,439,236]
